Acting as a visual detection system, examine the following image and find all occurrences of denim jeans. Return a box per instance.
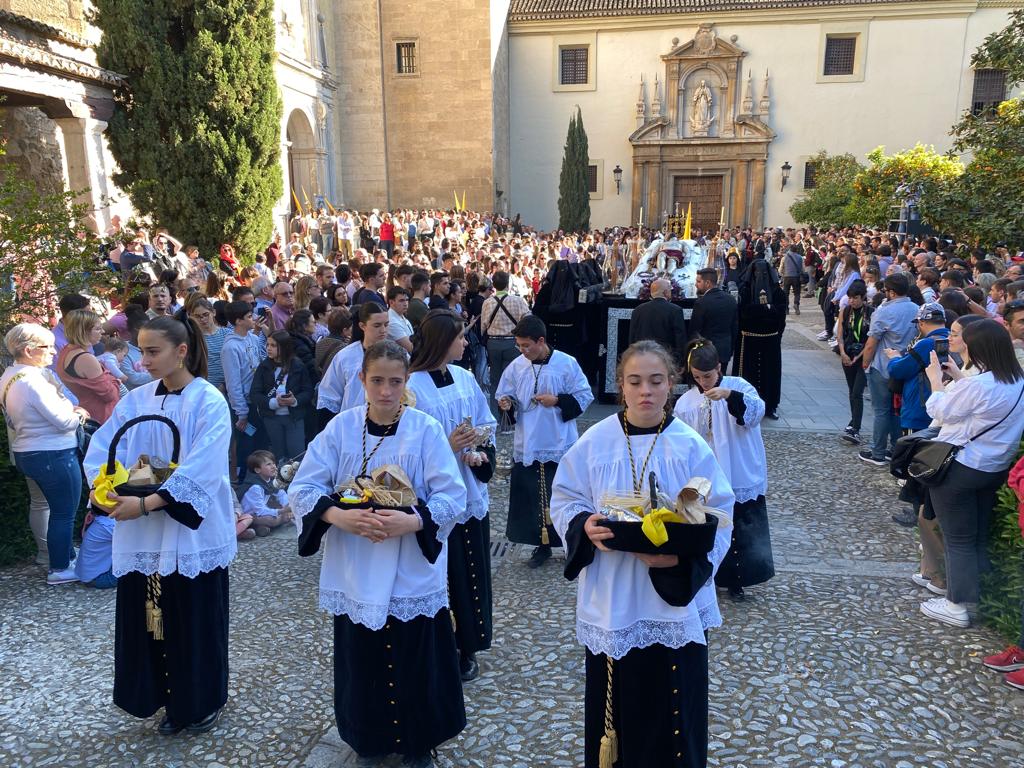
[866,368,899,460]
[14,448,80,571]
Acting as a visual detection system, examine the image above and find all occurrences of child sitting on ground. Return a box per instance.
[97,338,130,398]
[237,450,294,536]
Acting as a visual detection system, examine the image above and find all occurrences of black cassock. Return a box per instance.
[448,514,493,655]
[714,495,775,590]
[506,460,563,547]
[563,514,711,768]
[299,494,466,758]
[113,495,229,727]
[732,294,786,415]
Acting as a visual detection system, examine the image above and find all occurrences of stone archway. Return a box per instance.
[285,108,317,215]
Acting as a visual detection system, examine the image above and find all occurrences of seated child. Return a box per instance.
[97,338,130,398]
[74,514,117,589]
[237,450,294,536]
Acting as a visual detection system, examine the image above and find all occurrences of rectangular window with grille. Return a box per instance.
[560,46,589,86]
[972,69,1007,115]
[396,42,417,75]
[804,162,819,190]
[823,36,856,76]
[586,164,598,193]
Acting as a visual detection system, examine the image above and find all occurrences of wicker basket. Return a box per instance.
[91,414,181,514]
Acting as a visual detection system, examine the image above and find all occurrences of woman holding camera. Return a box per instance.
[919,319,1024,628]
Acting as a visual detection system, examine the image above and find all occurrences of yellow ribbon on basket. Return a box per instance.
[91,460,130,508]
[641,507,684,547]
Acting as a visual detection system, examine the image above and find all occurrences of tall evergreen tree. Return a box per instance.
[557,107,590,233]
[92,0,282,260]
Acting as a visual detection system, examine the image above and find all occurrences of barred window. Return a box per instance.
[803,162,819,190]
[560,47,589,86]
[823,36,856,76]
[587,164,598,194]
[971,69,1007,116]
[396,42,417,75]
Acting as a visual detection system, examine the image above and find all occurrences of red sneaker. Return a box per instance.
[984,646,1024,672]
[1005,668,1024,691]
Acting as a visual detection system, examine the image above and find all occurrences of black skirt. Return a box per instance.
[584,641,709,768]
[333,611,466,759]
[714,496,775,589]
[114,567,229,726]
[506,461,563,547]
[448,515,493,655]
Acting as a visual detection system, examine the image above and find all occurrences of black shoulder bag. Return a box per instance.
[900,383,1024,486]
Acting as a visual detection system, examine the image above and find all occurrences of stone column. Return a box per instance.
[631,158,642,224]
[732,160,749,227]
[750,159,767,230]
[53,116,109,233]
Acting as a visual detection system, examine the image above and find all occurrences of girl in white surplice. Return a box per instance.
[289,340,468,768]
[674,337,775,600]
[84,314,236,735]
[407,309,497,682]
[550,340,735,768]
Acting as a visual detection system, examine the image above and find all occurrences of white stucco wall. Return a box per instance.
[508,6,1016,231]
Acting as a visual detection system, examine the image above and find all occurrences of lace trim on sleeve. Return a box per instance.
[576,617,709,660]
[318,588,448,630]
[732,484,767,505]
[291,487,327,533]
[161,472,213,518]
[466,499,489,522]
[318,394,341,412]
[427,496,460,541]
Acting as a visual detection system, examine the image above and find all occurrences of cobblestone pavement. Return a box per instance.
[3,321,1024,768]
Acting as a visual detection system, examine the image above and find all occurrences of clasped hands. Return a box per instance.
[583,513,678,569]
[448,425,491,467]
[322,505,422,543]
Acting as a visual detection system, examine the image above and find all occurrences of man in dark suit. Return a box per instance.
[628,278,688,363]
[690,268,738,368]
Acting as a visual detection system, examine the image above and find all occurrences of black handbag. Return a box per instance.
[91,414,181,514]
[902,385,1024,486]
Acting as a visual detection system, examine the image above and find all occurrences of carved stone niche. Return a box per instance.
[663,22,746,140]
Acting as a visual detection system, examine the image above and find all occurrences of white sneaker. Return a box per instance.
[920,597,969,627]
[46,566,79,586]
[926,581,948,596]
[911,573,931,589]
[816,330,830,341]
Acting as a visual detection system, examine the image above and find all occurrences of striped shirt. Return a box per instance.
[204,326,232,388]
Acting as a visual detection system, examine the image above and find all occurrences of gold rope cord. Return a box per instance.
[538,462,551,545]
[145,574,164,641]
[599,655,618,768]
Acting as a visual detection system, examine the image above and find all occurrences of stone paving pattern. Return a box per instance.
[2,315,1024,767]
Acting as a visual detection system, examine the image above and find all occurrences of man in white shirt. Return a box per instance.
[386,286,414,352]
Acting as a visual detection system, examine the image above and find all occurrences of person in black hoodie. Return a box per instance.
[249,330,313,461]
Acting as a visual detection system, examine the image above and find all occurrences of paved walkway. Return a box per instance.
[2,316,1023,768]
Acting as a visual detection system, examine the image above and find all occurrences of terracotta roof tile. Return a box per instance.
[509,0,937,22]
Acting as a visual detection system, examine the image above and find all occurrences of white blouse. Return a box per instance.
[407,366,496,521]
[495,350,593,465]
[289,406,468,629]
[0,364,79,452]
[550,414,735,659]
[83,378,237,578]
[316,340,366,412]
[673,376,768,503]
[926,372,1024,472]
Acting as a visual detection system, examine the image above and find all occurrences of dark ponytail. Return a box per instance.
[145,312,209,380]
[682,336,720,384]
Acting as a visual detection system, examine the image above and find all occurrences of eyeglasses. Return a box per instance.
[186,286,199,293]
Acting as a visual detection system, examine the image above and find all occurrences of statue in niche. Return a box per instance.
[690,79,715,136]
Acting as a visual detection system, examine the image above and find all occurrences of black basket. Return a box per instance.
[91,415,181,514]
[602,514,719,556]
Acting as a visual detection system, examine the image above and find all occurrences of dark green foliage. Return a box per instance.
[557,107,590,233]
[0,427,34,566]
[787,151,863,228]
[980,444,1024,641]
[91,0,282,261]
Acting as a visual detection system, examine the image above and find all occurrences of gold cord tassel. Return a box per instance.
[146,574,164,641]
[539,463,550,546]
[599,655,618,768]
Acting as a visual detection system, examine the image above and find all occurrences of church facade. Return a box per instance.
[500,0,1021,231]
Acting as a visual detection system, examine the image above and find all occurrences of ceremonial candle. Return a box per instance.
[720,206,725,224]
[639,207,644,228]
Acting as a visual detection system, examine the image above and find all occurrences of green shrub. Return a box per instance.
[980,444,1024,641]
[0,427,35,566]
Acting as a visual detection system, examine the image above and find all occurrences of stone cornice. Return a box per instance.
[509,0,991,33]
[0,8,89,49]
[0,31,123,87]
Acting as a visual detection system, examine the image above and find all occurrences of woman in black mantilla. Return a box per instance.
[289,340,468,768]
[732,244,786,419]
[407,309,498,682]
[84,314,236,735]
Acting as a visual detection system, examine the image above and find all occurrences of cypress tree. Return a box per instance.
[557,107,591,233]
[92,0,282,260]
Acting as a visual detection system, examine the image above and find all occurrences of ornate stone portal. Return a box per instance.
[630,23,774,233]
